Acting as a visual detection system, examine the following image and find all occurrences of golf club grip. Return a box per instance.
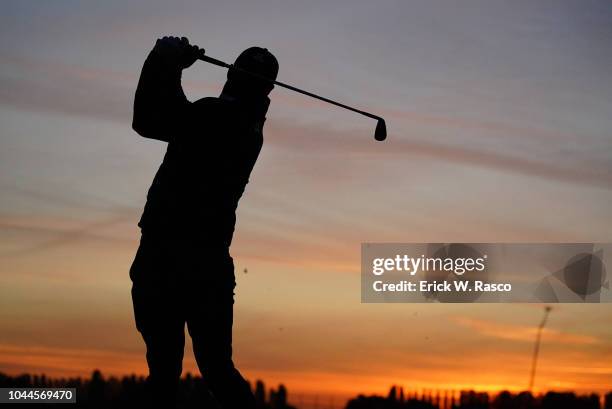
[198,54,230,69]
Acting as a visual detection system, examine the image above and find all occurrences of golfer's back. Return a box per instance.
[138,95,267,248]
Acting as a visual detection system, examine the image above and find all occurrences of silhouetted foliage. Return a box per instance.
[1,372,609,409]
[345,385,608,409]
[605,392,612,409]
[0,370,294,409]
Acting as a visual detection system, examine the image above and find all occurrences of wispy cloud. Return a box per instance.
[452,316,600,345]
[2,55,611,189]
[0,343,147,377]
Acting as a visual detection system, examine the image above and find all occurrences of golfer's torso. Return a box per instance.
[139,97,264,246]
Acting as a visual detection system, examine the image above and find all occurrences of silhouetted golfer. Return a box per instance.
[129,36,278,409]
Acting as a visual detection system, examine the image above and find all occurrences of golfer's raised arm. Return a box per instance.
[132,37,197,142]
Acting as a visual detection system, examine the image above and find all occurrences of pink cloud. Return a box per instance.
[452,316,600,345]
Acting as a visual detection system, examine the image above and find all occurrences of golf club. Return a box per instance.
[198,53,387,141]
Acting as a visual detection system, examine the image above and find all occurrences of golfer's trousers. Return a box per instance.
[130,233,255,409]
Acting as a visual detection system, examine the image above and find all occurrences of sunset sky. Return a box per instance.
[1,0,611,406]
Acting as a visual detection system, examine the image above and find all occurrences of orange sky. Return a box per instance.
[1,225,611,400]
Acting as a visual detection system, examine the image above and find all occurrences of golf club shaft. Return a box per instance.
[198,54,382,122]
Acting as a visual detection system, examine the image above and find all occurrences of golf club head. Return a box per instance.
[375,118,387,141]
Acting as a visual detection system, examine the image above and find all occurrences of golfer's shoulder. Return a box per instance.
[191,96,234,117]
[191,96,222,109]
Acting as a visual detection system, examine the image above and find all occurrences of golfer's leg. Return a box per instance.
[130,236,186,408]
[186,259,255,409]
[139,313,185,408]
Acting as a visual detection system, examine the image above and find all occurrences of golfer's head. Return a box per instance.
[225,47,279,97]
